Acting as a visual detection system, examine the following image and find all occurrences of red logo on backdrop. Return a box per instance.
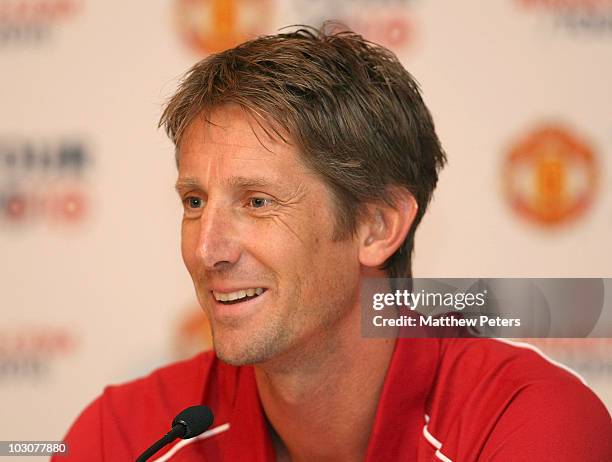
[175,0,272,55]
[503,125,598,226]
[0,0,81,45]
[0,326,77,381]
[290,0,417,53]
[0,138,93,227]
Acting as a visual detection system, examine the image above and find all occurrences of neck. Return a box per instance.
[254,305,397,462]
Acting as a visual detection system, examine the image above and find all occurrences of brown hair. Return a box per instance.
[160,24,446,278]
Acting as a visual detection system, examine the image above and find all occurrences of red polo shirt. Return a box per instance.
[53,338,612,461]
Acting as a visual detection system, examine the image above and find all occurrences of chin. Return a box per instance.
[212,328,289,367]
[215,346,268,367]
[212,335,270,367]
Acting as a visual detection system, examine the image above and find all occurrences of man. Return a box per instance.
[56,26,611,461]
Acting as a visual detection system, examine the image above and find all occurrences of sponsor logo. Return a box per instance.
[0,137,93,227]
[515,0,612,34]
[175,0,272,55]
[290,0,417,52]
[0,326,77,382]
[503,124,598,226]
[0,0,81,46]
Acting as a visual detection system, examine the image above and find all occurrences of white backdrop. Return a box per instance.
[1,0,611,450]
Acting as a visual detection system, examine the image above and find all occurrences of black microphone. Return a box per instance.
[135,405,214,462]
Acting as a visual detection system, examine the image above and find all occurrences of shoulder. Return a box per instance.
[56,351,239,461]
[436,337,588,389]
[425,338,611,461]
[102,350,217,411]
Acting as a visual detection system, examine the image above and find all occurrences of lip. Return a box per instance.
[208,287,269,323]
[210,285,267,294]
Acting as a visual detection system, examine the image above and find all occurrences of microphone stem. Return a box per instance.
[135,425,184,462]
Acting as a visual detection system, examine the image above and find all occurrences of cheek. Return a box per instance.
[312,239,360,285]
[283,218,340,276]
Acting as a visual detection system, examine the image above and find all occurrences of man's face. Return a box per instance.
[177,105,362,366]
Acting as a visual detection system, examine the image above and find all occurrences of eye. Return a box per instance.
[248,197,273,209]
[184,196,203,209]
[181,196,204,218]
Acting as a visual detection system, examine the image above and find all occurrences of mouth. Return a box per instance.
[212,287,267,305]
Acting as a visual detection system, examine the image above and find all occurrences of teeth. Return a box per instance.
[213,288,265,302]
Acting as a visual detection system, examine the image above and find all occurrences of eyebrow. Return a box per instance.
[175,177,201,193]
[175,176,277,193]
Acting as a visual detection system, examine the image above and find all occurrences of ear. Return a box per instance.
[357,188,418,270]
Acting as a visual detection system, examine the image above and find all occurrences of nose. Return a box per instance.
[196,203,241,271]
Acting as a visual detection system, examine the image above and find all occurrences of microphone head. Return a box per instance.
[172,405,214,439]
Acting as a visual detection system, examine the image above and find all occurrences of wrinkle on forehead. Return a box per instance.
[176,105,315,190]
[177,104,291,161]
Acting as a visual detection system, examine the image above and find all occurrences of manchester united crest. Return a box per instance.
[175,0,272,55]
[503,125,598,227]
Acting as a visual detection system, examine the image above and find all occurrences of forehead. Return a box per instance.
[177,105,310,182]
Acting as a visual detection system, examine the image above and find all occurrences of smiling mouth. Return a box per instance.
[212,288,267,305]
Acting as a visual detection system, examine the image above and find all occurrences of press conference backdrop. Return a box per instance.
[1,0,611,451]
